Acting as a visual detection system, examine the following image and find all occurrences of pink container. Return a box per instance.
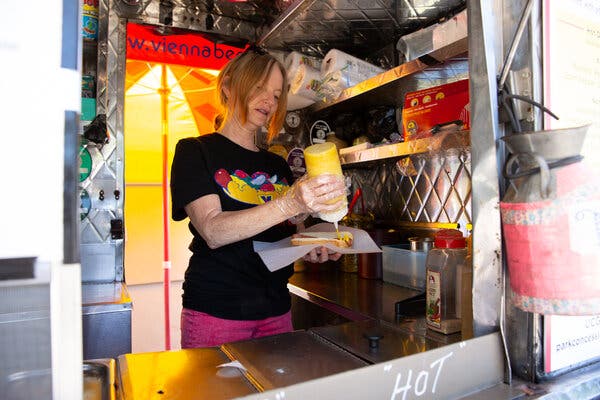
[500,162,600,315]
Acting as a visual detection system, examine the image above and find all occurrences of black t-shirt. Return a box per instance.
[170,133,295,320]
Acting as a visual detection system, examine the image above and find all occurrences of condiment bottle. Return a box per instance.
[425,229,467,334]
[303,142,348,225]
[325,131,348,150]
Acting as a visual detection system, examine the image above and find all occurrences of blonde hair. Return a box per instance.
[216,50,288,143]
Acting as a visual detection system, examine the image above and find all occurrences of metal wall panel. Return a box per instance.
[467,0,504,340]
[347,148,471,229]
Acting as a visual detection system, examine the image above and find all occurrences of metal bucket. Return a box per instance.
[501,125,590,203]
[499,125,600,315]
[500,124,588,161]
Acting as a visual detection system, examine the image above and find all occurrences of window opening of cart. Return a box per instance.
[123,22,245,351]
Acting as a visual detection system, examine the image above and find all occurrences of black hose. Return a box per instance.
[502,96,522,133]
[503,154,583,180]
[503,94,560,121]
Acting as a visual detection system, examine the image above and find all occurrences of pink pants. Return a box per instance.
[180,308,293,348]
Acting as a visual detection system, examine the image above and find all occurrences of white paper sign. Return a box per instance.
[543,0,600,171]
[542,1,600,374]
[253,223,382,272]
[544,315,600,373]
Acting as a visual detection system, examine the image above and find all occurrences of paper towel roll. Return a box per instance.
[318,71,350,101]
[321,49,384,86]
[286,93,315,111]
[289,64,322,101]
[285,51,323,93]
[285,51,322,74]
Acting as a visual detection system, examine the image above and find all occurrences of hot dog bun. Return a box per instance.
[291,231,353,248]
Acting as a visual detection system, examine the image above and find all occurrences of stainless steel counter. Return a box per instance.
[288,265,463,362]
[82,282,132,360]
[222,330,368,392]
[4,359,116,400]
[117,347,258,399]
[289,264,461,342]
[114,264,599,399]
[289,263,421,323]
[287,265,600,400]
[310,319,448,364]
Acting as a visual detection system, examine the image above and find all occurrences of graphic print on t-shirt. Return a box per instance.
[214,168,290,205]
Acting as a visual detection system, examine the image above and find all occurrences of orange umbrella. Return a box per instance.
[125,60,222,133]
[124,60,221,350]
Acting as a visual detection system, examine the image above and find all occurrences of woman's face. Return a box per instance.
[245,65,283,131]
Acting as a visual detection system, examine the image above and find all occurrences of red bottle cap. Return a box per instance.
[434,229,466,249]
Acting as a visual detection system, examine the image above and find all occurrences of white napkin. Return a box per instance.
[216,360,247,371]
[253,222,382,272]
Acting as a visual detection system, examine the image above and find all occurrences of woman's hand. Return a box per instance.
[291,233,343,263]
[275,174,346,218]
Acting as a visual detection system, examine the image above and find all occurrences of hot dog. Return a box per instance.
[290,231,353,248]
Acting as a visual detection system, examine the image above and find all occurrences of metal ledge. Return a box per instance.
[288,283,372,323]
[339,130,470,165]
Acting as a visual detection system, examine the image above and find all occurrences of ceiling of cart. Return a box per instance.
[134,0,466,67]
[259,0,465,58]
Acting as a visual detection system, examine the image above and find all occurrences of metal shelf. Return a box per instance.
[309,37,468,115]
[339,130,470,166]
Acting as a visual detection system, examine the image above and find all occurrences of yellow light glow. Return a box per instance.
[124,61,221,284]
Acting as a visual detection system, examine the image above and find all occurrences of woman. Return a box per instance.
[170,48,346,348]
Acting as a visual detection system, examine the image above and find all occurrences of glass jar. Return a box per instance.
[338,212,373,273]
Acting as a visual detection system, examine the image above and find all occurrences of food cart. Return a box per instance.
[1,0,598,399]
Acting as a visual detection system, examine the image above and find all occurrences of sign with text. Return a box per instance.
[542,0,600,373]
[238,333,504,400]
[544,315,600,373]
[126,22,246,69]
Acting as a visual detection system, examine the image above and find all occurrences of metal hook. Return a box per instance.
[504,152,551,199]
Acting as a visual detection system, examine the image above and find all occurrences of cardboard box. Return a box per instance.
[401,79,469,141]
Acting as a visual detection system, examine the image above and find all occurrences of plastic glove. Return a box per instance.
[274,174,346,219]
[288,212,309,225]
